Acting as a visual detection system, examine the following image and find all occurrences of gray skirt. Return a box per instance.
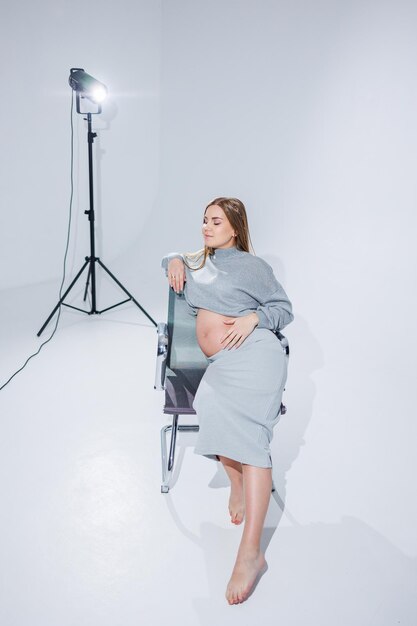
[193,328,288,468]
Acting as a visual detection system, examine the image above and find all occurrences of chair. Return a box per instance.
[155,288,290,493]
[154,289,208,493]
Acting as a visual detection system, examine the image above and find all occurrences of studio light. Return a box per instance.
[68,68,108,104]
[37,68,156,337]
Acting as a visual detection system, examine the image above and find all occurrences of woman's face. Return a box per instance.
[202,205,236,249]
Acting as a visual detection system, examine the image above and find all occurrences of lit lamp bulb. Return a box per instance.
[91,85,107,104]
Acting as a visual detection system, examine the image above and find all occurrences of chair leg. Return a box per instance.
[160,418,200,493]
[161,414,178,493]
[168,413,179,473]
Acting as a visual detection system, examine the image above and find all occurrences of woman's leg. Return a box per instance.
[226,464,272,605]
[218,456,245,524]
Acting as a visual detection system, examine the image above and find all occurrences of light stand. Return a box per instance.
[38,69,156,336]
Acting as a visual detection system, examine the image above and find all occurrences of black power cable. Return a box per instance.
[0,91,75,392]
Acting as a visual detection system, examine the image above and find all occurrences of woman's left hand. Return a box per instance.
[220,313,259,350]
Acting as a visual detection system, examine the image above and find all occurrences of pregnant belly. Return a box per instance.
[196,309,236,357]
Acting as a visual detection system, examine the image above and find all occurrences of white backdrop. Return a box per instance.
[155,0,417,560]
[1,0,416,581]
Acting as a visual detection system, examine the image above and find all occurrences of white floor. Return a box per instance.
[0,282,416,626]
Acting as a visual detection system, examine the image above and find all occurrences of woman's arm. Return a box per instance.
[161,252,187,293]
[161,252,184,277]
[252,261,294,331]
[220,288,293,350]
[255,286,293,331]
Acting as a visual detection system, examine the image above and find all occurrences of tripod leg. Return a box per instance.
[96,259,157,326]
[37,259,90,337]
[83,262,92,302]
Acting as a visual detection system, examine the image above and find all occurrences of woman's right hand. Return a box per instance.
[167,258,186,293]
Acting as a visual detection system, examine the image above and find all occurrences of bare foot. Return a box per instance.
[226,550,267,604]
[228,483,245,525]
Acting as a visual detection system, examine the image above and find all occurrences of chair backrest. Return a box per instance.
[164,289,208,414]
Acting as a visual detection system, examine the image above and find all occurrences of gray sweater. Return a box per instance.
[161,247,294,331]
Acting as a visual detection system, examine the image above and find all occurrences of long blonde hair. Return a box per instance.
[183,197,255,271]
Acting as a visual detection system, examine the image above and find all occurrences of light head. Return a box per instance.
[69,68,107,113]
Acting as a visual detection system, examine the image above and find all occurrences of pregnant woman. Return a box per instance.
[161,197,293,605]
